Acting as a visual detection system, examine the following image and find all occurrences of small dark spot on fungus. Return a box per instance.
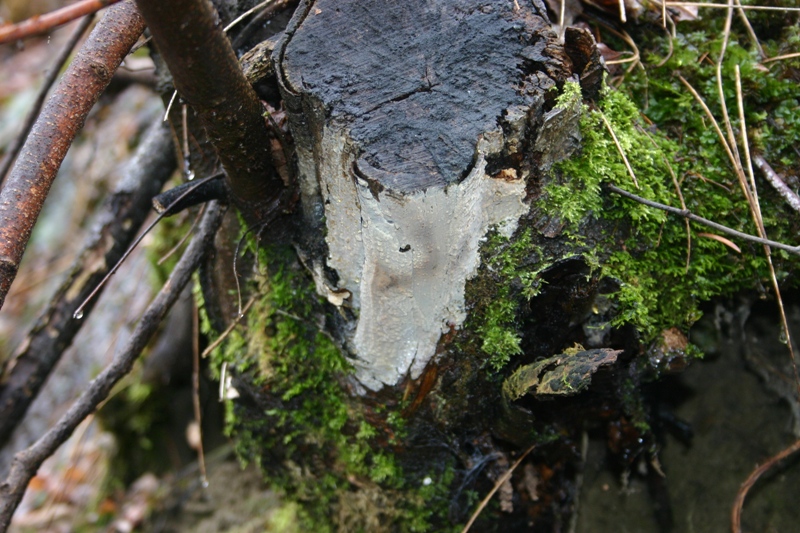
[399,244,411,252]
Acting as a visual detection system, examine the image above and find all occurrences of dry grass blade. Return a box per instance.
[763,51,800,63]
[202,297,256,358]
[696,232,741,253]
[600,25,641,74]
[666,2,800,11]
[641,127,691,270]
[677,76,741,189]
[734,0,764,58]
[461,444,535,533]
[73,174,222,319]
[734,64,799,397]
[599,111,639,189]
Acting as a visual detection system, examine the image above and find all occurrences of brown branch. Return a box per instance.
[135,0,286,224]
[0,0,145,312]
[0,16,95,187]
[604,183,800,256]
[0,120,175,450]
[731,438,800,533]
[0,201,224,532]
[0,0,123,45]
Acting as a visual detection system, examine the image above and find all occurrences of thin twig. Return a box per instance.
[0,202,225,532]
[73,174,222,319]
[731,438,800,533]
[191,299,208,487]
[136,0,284,225]
[753,155,800,214]
[0,15,95,187]
[461,444,535,533]
[603,184,800,256]
[0,0,123,44]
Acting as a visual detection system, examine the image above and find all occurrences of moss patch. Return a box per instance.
[200,245,457,532]
[544,75,798,341]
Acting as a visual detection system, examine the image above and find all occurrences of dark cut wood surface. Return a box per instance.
[281,0,550,193]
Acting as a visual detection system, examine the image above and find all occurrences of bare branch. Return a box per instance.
[0,0,146,311]
[0,120,175,449]
[0,202,224,532]
[603,183,800,256]
[0,0,123,45]
[0,16,95,187]
[135,0,287,224]
[754,155,800,214]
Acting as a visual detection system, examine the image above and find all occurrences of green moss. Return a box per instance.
[544,70,799,341]
[200,244,456,531]
[469,228,551,371]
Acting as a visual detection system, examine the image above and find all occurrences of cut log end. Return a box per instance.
[278,0,592,390]
[282,0,552,193]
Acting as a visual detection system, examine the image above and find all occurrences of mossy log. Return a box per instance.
[275,0,601,391]
[198,0,655,530]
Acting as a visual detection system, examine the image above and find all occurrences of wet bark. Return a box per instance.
[0,0,145,310]
[136,0,286,224]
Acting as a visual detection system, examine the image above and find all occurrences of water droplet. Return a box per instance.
[73,309,84,320]
[779,330,788,345]
[201,479,209,489]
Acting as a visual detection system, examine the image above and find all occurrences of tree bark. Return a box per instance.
[0,0,145,311]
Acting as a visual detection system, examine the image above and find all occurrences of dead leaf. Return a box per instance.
[503,348,622,401]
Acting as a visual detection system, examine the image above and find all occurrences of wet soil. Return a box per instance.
[576,299,800,533]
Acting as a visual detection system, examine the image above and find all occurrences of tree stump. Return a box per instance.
[275,0,593,390]
[214,0,610,529]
